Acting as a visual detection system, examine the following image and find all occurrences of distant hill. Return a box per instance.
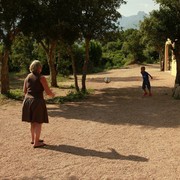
[119,11,148,30]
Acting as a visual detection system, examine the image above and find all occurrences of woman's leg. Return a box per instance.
[34,123,42,146]
[33,123,46,147]
[31,123,36,143]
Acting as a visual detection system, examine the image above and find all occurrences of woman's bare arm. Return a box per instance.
[23,79,27,95]
[40,76,55,97]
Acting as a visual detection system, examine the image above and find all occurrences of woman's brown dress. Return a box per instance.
[22,73,48,123]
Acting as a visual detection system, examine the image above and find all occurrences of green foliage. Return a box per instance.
[10,35,50,74]
[101,29,148,69]
[121,29,146,63]
[89,40,102,67]
[140,11,168,52]
[106,40,123,51]
[32,41,47,62]
[1,88,90,104]
[102,39,123,69]
[69,41,103,74]
[0,0,23,48]
[155,0,180,35]
[73,43,85,74]
[10,35,35,72]
[83,40,104,73]
[58,57,72,76]
[2,0,172,95]
[140,1,180,59]
[143,48,159,64]
[56,75,70,83]
[6,89,24,101]
[102,50,125,69]
[79,0,125,39]
[46,91,89,104]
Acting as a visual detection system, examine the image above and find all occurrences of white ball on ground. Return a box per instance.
[104,77,111,83]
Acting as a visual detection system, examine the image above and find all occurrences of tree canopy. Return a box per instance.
[0,0,126,94]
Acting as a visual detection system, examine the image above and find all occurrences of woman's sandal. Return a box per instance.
[31,139,44,144]
[33,143,47,148]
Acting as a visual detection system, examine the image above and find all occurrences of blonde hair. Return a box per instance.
[29,60,42,73]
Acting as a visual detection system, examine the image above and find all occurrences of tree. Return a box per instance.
[139,7,179,70]
[89,40,102,68]
[121,29,145,63]
[79,0,126,92]
[0,0,24,94]
[58,0,82,92]
[10,34,35,72]
[154,0,180,97]
[21,0,61,87]
[21,0,82,88]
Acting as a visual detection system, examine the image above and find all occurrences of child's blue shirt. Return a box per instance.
[141,71,150,83]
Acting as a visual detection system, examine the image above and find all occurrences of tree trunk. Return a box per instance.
[0,30,18,94]
[175,55,180,85]
[1,49,9,94]
[172,40,180,98]
[68,45,79,92]
[159,50,164,71]
[56,48,61,75]
[174,43,180,85]
[82,38,90,92]
[40,40,58,87]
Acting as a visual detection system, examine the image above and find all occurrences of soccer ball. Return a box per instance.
[104,77,111,83]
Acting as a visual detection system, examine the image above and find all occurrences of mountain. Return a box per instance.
[119,11,148,30]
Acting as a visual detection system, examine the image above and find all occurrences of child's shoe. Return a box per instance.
[143,92,148,96]
[149,93,152,96]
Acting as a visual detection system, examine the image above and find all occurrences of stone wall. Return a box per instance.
[171,59,176,76]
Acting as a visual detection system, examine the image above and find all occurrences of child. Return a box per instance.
[141,66,153,96]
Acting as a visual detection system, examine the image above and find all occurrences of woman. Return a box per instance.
[22,60,55,148]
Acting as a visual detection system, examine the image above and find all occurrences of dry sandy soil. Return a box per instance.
[0,64,180,180]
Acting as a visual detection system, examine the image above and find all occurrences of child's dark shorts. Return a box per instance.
[142,81,151,90]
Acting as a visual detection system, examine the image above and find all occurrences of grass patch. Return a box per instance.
[0,89,23,105]
[6,89,24,101]
[47,90,91,104]
[1,70,94,104]
[57,74,71,82]
[0,89,93,104]
[0,93,8,101]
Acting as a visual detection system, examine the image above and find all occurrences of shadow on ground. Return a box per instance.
[41,144,148,162]
[87,76,142,83]
[87,76,163,84]
[48,86,180,128]
[19,176,46,180]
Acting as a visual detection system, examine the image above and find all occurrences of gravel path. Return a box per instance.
[0,64,180,180]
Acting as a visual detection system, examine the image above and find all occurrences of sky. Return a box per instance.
[119,0,159,16]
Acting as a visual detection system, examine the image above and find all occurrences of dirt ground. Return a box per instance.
[0,64,180,180]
